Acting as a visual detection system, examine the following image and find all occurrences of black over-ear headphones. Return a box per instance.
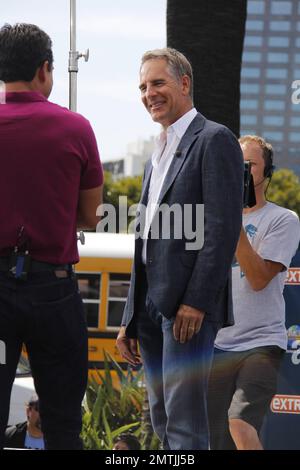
[263,147,275,179]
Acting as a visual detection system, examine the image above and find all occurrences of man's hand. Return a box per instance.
[173,304,205,343]
[116,326,142,366]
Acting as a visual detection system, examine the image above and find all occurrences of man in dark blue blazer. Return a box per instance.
[117,48,244,450]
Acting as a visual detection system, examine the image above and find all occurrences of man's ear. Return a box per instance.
[37,61,48,83]
[182,75,191,96]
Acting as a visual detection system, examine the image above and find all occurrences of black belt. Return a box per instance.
[0,257,73,273]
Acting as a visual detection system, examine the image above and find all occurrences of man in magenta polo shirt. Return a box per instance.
[0,23,103,449]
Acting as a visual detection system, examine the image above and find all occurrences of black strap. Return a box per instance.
[0,257,72,273]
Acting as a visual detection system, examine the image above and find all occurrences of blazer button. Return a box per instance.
[148,258,153,264]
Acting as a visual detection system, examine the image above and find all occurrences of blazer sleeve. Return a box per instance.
[182,127,244,314]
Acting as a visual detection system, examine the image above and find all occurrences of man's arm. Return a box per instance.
[236,228,284,291]
[77,185,103,229]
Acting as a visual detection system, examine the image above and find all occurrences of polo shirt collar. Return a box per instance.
[4,91,47,103]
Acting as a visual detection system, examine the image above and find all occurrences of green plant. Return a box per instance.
[81,351,160,450]
[267,168,300,217]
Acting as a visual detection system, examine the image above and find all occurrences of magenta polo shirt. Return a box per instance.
[0,91,103,264]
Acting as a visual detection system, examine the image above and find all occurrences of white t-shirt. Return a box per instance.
[215,202,300,351]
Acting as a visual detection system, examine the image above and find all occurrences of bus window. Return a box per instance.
[107,273,131,329]
[77,273,101,328]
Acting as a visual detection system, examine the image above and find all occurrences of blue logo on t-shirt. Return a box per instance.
[245,224,257,238]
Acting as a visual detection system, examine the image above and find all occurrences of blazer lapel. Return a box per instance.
[157,113,206,205]
[135,160,152,248]
[140,160,152,205]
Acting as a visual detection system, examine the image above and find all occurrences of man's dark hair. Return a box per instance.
[0,23,53,82]
[114,433,141,450]
[27,395,39,412]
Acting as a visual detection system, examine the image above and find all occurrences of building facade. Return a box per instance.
[241,0,300,175]
[103,136,155,179]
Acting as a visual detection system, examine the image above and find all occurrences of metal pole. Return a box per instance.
[69,0,78,111]
[69,0,88,245]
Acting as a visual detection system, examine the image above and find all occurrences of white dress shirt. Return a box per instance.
[142,107,198,264]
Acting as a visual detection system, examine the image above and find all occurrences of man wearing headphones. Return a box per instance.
[208,135,300,450]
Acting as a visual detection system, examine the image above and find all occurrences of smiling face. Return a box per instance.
[139,58,192,129]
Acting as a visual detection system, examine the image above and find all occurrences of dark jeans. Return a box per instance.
[136,275,218,450]
[0,271,88,450]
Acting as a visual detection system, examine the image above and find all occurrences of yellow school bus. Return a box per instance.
[76,232,134,381]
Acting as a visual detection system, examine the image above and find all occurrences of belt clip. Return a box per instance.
[9,248,31,281]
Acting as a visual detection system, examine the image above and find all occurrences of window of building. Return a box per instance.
[270,21,290,31]
[247,1,265,14]
[289,132,300,142]
[242,68,260,78]
[295,38,300,48]
[294,54,300,64]
[271,2,292,15]
[263,116,285,126]
[268,52,289,63]
[243,51,262,63]
[107,273,131,329]
[291,103,300,112]
[77,273,101,328]
[240,128,257,136]
[290,116,300,126]
[241,99,259,109]
[246,20,264,31]
[288,151,300,174]
[268,37,289,48]
[289,163,300,174]
[241,115,258,125]
[263,131,283,142]
[264,100,285,110]
[244,36,263,47]
[291,163,300,174]
[266,68,288,79]
[241,83,260,94]
[265,84,287,95]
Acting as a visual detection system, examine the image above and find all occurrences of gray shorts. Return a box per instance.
[208,346,284,450]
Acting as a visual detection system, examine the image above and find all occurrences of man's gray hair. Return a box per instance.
[141,47,194,100]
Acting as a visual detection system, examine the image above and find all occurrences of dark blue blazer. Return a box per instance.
[122,113,244,337]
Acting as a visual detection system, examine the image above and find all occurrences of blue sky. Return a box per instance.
[3,0,167,161]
